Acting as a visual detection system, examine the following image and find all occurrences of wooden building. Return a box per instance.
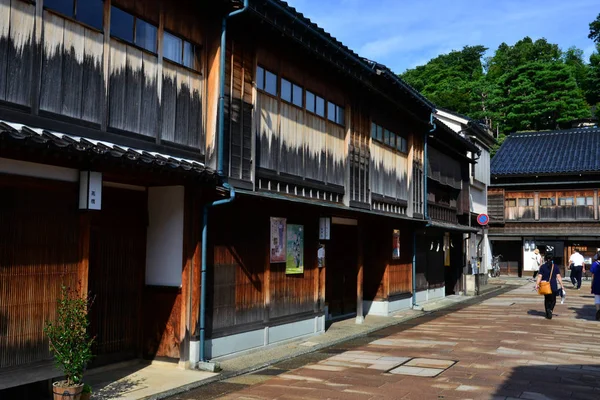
[0,0,480,388]
[0,0,223,389]
[434,109,495,293]
[488,128,600,277]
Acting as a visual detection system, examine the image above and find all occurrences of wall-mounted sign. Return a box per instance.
[79,171,102,210]
[319,217,331,240]
[318,244,326,268]
[392,230,400,259]
[286,224,304,274]
[270,217,287,263]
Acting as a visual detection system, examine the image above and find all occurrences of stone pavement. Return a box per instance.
[171,281,600,400]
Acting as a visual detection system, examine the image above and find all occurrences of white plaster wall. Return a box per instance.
[0,157,78,182]
[146,186,185,287]
[471,186,487,215]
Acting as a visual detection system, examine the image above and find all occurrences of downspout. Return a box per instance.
[412,112,437,308]
[198,0,247,365]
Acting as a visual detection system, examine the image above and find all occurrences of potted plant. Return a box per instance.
[44,285,94,400]
[81,384,92,400]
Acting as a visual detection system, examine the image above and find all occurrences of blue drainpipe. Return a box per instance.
[199,0,247,364]
[412,112,437,308]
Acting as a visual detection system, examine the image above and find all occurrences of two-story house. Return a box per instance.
[0,0,478,389]
[489,128,600,277]
[435,109,495,292]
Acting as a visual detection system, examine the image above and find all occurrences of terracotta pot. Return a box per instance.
[80,393,91,400]
[52,381,84,400]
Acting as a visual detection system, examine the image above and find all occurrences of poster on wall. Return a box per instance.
[286,224,304,274]
[270,217,287,263]
[392,230,401,259]
[444,232,451,267]
[318,244,326,268]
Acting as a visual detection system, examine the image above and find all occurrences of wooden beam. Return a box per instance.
[78,212,91,298]
[356,223,364,324]
[180,189,192,365]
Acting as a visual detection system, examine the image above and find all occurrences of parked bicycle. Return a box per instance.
[490,254,502,278]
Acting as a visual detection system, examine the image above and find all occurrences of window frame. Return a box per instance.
[110,6,158,54]
[540,197,556,207]
[371,121,408,154]
[280,77,303,108]
[162,30,200,71]
[327,101,345,126]
[505,198,517,208]
[44,0,104,32]
[256,65,278,97]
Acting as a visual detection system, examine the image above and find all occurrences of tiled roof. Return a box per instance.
[0,120,212,176]
[491,128,600,176]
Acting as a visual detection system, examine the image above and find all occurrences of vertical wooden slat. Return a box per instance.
[81,28,104,124]
[140,52,159,137]
[124,46,143,133]
[79,213,91,298]
[6,0,35,106]
[174,68,191,145]
[356,224,364,323]
[101,0,111,131]
[108,39,127,130]
[39,11,65,114]
[61,19,85,119]
[30,0,43,114]
[0,0,10,101]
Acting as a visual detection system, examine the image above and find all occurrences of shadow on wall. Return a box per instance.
[493,364,600,400]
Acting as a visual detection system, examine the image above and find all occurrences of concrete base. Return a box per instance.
[197,361,221,373]
[205,315,325,359]
[466,273,490,296]
[364,288,445,317]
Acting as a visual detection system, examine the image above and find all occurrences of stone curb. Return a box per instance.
[146,285,509,400]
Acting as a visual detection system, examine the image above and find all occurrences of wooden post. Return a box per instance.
[78,213,91,297]
[180,190,191,366]
[356,223,364,324]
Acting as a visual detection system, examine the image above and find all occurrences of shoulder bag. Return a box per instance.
[538,262,554,295]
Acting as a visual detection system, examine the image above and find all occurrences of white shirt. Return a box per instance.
[569,252,585,266]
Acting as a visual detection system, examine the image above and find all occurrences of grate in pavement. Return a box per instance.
[386,357,456,377]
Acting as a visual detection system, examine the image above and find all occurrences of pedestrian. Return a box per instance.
[591,253,600,321]
[535,254,565,320]
[531,248,542,279]
[568,248,585,290]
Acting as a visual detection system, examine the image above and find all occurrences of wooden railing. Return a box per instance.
[428,203,458,224]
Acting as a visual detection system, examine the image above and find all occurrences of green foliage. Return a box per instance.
[490,133,507,158]
[82,384,93,394]
[589,13,600,44]
[44,286,94,387]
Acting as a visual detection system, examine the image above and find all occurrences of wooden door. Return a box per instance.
[325,224,358,317]
[88,188,146,366]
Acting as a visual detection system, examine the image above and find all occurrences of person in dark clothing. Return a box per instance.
[591,253,600,321]
[535,254,565,319]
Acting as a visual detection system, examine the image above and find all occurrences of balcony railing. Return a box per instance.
[428,203,458,224]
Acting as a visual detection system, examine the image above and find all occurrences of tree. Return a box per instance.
[486,37,561,80]
[495,61,590,132]
[589,13,600,44]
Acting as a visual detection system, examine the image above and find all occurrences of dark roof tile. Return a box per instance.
[491,128,600,176]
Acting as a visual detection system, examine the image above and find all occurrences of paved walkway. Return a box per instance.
[172,282,600,400]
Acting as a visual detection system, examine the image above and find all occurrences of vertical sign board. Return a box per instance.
[319,217,331,240]
[286,224,304,274]
[270,217,287,263]
[392,229,401,259]
[79,171,102,210]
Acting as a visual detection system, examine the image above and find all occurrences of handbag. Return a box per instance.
[538,263,554,295]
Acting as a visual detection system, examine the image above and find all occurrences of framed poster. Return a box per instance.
[392,229,401,259]
[286,224,304,274]
[270,217,287,263]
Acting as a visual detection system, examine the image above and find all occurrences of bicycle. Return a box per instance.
[490,254,502,278]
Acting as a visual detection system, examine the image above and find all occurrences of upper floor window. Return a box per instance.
[558,197,574,206]
[327,101,345,126]
[540,197,555,207]
[306,90,325,117]
[281,78,303,107]
[45,0,103,31]
[164,31,197,70]
[371,122,407,153]
[506,198,517,207]
[256,66,277,96]
[518,198,534,207]
[576,196,593,206]
[111,6,157,53]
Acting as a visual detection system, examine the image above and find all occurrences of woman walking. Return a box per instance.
[535,254,565,319]
[591,253,600,321]
[532,248,542,278]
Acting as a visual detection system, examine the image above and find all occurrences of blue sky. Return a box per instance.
[284,0,599,73]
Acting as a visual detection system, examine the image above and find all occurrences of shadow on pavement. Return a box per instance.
[493,364,600,400]
[527,310,547,317]
[568,304,598,321]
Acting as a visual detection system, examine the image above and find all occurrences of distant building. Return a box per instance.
[435,109,495,292]
[488,127,600,277]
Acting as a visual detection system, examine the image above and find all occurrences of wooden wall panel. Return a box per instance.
[0,0,10,101]
[280,103,304,177]
[81,28,104,124]
[305,114,327,182]
[140,52,159,137]
[161,62,203,149]
[61,20,85,118]
[326,123,345,186]
[257,93,279,171]
[39,11,64,114]
[0,184,79,370]
[5,0,34,106]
